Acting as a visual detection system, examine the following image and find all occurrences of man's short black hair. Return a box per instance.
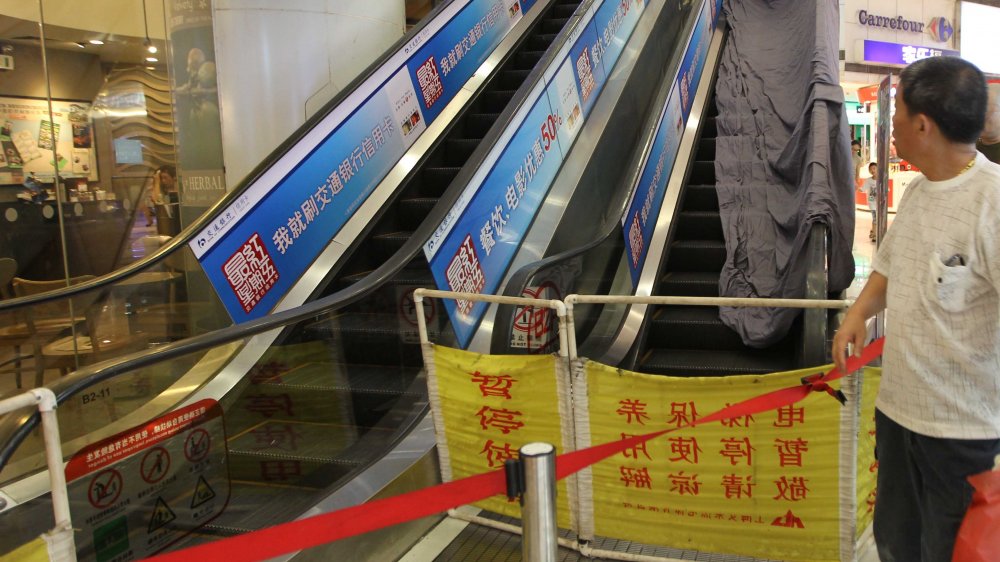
[899,56,987,144]
[851,140,861,146]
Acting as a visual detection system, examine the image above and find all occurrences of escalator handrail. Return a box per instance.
[492,3,711,352]
[0,0,597,478]
[0,0,469,312]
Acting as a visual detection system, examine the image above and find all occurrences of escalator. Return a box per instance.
[631,85,802,376]
[491,5,829,379]
[197,0,586,538]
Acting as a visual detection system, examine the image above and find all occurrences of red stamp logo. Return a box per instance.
[223,233,279,313]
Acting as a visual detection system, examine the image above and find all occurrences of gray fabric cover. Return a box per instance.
[714,0,855,347]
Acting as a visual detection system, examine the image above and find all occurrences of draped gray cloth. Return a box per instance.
[715,0,856,347]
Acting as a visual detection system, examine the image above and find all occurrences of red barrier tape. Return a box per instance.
[144,338,883,562]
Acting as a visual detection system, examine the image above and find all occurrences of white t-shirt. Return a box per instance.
[861,177,876,210]
[872,152,1000,439]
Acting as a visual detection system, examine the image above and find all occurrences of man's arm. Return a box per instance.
[832,271,888,372]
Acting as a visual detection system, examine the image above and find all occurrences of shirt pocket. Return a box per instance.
[926,251,986,313]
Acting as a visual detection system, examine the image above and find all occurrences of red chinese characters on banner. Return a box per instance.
[666,401,698,428]
[774,438,809,467]
[222,232,279,313]
[616,399,650,425]
[722,474,755,499]
[446,235,486,315]
[668,437,701,464]
[669,471,702,496]
[773,476,810,501]
[719,437,754,466]
[472,369,524,468]
[470,371,516,399]
[620,433,652,460]
[620,467,653,489]
[773,404,805,427]
[476,406,524,434]
[480,439,517,468]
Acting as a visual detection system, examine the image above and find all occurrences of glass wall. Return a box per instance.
[1,0,176,281]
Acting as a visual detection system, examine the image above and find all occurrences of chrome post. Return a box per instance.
[521,442,557,562]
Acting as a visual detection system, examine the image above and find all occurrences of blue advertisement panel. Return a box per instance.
[591,0,646,74]
[622,0,716,284]
[425,0,649,347]
[191,0,542,322]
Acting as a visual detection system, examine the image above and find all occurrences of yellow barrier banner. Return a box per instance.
[580,361,846,561]
[0,537,49,562]
[856,367,881,537]
[428,345,572,528]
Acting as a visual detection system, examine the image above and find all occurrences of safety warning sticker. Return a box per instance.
[65,399,229,562]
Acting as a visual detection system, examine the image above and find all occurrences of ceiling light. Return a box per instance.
[75,42,86,48]
[147,44,157,54]
[88,39,105,45]
[146,66,156,70]
[145,56,158,62]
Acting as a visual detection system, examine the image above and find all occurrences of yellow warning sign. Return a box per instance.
[429,345,572,528]
[148,497,176,533]
[581,361,844,561]
[191,475,216,509]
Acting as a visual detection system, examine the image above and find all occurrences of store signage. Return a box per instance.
[424,0,654,348]
[622,0,719,284]
[857,10,925,33]
[191,0,541,322]
[863,39,959,66]
[927,17,954,43]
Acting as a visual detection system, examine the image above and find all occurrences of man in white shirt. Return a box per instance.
[833,57,1000,562]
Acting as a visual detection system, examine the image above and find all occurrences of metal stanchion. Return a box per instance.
[520,442,557,562]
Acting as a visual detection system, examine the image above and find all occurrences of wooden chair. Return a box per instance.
[0,258,33,389]
[12,275,98,386]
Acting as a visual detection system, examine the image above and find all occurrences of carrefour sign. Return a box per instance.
[857,10,954,43]
[858,10,925,33]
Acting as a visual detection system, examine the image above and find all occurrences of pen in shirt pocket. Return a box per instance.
[945,254,966,266]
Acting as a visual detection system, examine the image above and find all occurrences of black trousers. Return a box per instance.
[874,409,1000,562]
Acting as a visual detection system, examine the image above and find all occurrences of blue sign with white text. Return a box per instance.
[622,0,717,284]
[192,0,542,322]
[425,0,650,347]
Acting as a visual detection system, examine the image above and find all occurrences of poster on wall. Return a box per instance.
[0,98,97,184]
[167,0,227,210]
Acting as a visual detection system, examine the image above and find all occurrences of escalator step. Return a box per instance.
[465,113,503,138]
[397,197,438,230]
[674,211,723,241]
[553,2,579,18]
[658,271,719,297]
[639,348,796,377]
[666,240,726,272]
[702,115,717,137]
[696,137,716,159]
[514,50,546,70]
[527,33,558,51]
[481,89,519,111]
[370,231,412,260]
[648,306,745,350]
[339,266,434,286]
[421,166,460,195]
[498,68,533,90]
[688,160,715,184]
[444,138,481,166]
[682,185,719,212]
[541,17,569,35]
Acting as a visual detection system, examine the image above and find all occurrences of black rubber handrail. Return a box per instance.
[0,0,464,312]
[0,0,591,477]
